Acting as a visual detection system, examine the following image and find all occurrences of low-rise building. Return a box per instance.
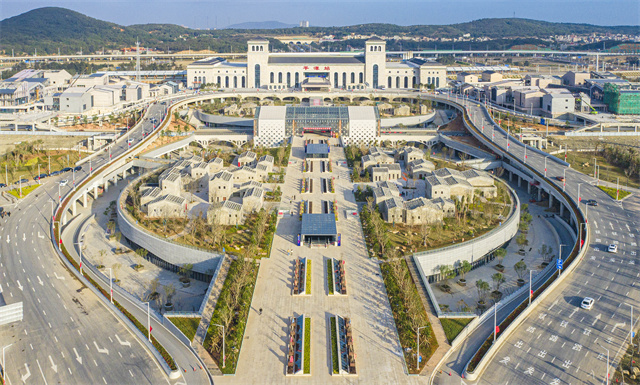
[361,153,394,173]
[395,146,424,163]
[481,71,502,83]
[159,171,182,196]
[372,186,400,206]
[371,163,401,182]
[147,194,186,218]
[208,200,245,225]
[542,91,576,118]
[208,157,224,174]
[457,72,478,83]
[140,187,161,212]
[407,159,435,179]
[237,151,257,167]
[257,155,275,172]
[242,187,265,212]
[209,170,233,202]
[562,71,591,86]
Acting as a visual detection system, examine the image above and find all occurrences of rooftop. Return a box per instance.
[300,213,338,236]
[268,55,365,65]
[306,143,330,155]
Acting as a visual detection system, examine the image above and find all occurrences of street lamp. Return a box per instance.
[577,183,582,203]
[493,301,499,343]
[107,268,113,304]
[579,223,587,251]
[209,323,226,368]
[2,343,13,381]
[624,303,634,345]
[529,270,534,305]
[597,342,610,385]
[415,325,430,370]
[524,144,527,164]
[563,169,566,192]
[74,241,84,275]
[18,174,26,197]
[143,302,151,342]
[544,156,548,178]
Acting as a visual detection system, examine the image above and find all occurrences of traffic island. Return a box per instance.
[293,257,310,296]
[286,314,311,376]
[327,258,347,296]
[329,315,357,376]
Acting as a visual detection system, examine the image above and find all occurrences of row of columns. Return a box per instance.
[506,168,569,221]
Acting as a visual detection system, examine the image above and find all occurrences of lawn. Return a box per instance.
[303,317,311,374]
[306,260,312,294]
[7,184,40,198]
[329,316,338,374]
[598,185,631,200]
[203,258,258,374]
[562,150,639,189]
[168,317,201,341]
[440,318,474,344]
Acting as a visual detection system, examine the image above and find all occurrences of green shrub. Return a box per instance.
[327,259,334,294]
[330,317,338,374]
[304,318,311,374]
[306,260,312,294]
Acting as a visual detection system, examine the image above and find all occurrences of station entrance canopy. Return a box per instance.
[286,106,349,138]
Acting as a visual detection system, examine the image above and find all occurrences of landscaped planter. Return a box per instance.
[164,303,174,311]
[495,264,505,272]
[491,291,503,301]
[517,279,525,287]
[458,279,467,287]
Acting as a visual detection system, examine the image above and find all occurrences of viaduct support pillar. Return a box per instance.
[549,194,554,209]
[560,203,565,217]
[527,182,532,194]
[537,187,542,202]
[83,192,87,207]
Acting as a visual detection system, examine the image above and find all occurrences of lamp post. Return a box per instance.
[493,301,498,343]
[72,168,76,190]
[107,268,113,304]
[544,157,548,177]
[74,241,83,275]
[38,164,41,184]
[597,342,610,385]
[577,183,582,203]
[143,302,151,342]
[209,323,226,368]
[579,223,587,251]
[18,174,26,197]
[563,169,566,192]
[529,270,534,305]
[624,303,634,345]
[524,144,527,163]
[616,177,619,201]
[2,343,13,381]
[558,244,566,275]
[417,325,428,370]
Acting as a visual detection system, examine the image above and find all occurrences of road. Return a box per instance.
[433,97,640,385]
[0,96,208,385]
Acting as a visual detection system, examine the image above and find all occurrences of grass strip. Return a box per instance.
[7,184,40,198]
[167,317,200,341]
[304,317,311,374]
[306,260,312,294]
[330,316,338,374]
[327,259,334,295]
[440,318,474,344]
[598,185,631,200]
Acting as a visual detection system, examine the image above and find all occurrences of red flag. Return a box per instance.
[495,326,500,334]
[150,326,153,332]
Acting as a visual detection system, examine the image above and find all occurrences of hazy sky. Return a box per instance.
[1,0,639,28]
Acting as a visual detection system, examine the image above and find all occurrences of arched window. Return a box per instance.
[436,77,440,87]
[370,46,373,52]
[260,46,263,51]
[342,73,347,88]
[334,73,339,88]
[270,72,274,83]
[254,64,261,88]
[295,73,299,88]
[412,76,416,88]
[396,76,400,88]
[252,46,255,52]
[278,72,282,83]
[233,76,237,88]
[427,76,431,85]
[404,77,408,88]
[287,73,291,87]
[225,76,229,88]
[373,65,379,88]
[217,76,221,86]
[242,76,246,88]
[359,72,364,83]
[202,76,206,84]
[387,77,392,88]
[351,72,355,84]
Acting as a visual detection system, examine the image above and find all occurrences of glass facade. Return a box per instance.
[284,106,350,137]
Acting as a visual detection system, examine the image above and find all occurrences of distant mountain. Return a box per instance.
[0,7,636,56]
[225,21,297,30]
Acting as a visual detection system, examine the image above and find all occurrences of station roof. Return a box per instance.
[300,214,337,236]
[306,143,330,155]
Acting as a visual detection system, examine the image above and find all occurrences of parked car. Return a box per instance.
[581,297,595,310]
[49,171,61,176]
[17,178,28,184]
[34,173,48,181]
[61,167,72,172]
[608,244,618,253]
[59,180,68,186]
[73,166,82,172]
[0,183,6,188]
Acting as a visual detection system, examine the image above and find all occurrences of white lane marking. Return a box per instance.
[93,341,109,355]
[16,280,23,291]
[37,276,43,286]
[36,359,49,385]
[21,362,31,383]
[116,334,131,347]
[49,355,57,373]
[73,348,83,364]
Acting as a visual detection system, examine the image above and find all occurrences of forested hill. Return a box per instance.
[1,7,637,56]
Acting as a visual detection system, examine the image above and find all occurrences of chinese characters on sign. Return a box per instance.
[303,66,331,70]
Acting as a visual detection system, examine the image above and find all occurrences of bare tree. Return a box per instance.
[420,221,431,247]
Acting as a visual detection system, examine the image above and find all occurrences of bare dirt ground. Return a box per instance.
[0,135,84,156]
[57,122,126,132]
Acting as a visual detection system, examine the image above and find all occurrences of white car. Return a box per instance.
[608,244,618,253]
[127,138,135,144]
[581,297,595,310]
[59,180,68,186]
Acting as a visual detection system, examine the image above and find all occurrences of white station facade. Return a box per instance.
[187,37,447,91]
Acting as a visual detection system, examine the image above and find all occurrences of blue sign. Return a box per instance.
[297,234,301,246]
[419,355,422,363]
[337,234,341,247]
[557,259,563,270]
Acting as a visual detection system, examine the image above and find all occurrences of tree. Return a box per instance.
[112,231,122,243]
[516,233,528,247]
[438,265,456,289]
[514,260,527,281]
[494,248,507,267]
[476,279,490,304]
[112,263,121,282]
[459,260,472,282]
[179,263,194,281]
[135,248,148,263]
[276,145,286,166]
[164,283,176,305]
[539,244,552,262]
[491,272,505,292]
[420,221,431,247]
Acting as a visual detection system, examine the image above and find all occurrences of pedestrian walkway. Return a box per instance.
[217,136,420,384]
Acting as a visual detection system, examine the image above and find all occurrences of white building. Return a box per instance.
[187,37,446,91]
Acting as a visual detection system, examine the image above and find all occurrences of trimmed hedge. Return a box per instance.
[304,318,311,374]
[306,260,312,294]
[327,259,334,295]
[330,317,338,374]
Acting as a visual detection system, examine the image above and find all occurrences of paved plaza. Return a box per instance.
[218,136,421,384]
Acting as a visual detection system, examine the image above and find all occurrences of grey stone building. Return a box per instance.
[147,194,187,218]
[209,170,234,202]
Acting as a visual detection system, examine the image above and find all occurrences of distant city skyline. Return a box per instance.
[1,0,639,28]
